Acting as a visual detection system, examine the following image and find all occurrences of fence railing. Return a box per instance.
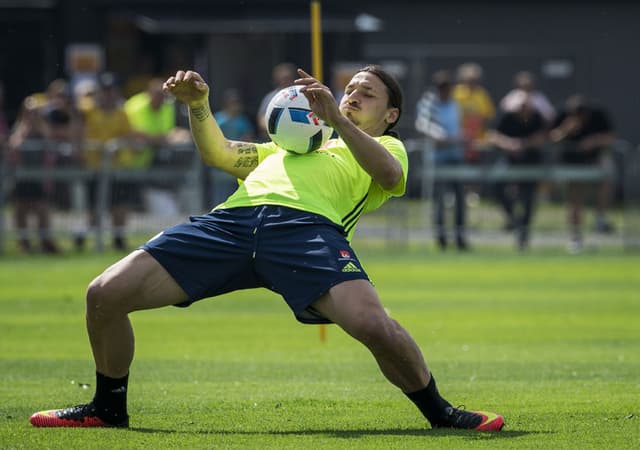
[0,139,202,253]
[1,138,638,253]
[622,144,640,250]
[405,138,629,198]
[385,138,638,250]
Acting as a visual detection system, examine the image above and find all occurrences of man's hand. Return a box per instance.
[163,70,209,107]
[550,116,581,142]
[488,130,522,153]
[294,69,342,127]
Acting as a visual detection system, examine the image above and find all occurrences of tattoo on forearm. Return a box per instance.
[234,156,259,168]
[230,142,258,168]
[191,105,210,122]
[235,143,257,155]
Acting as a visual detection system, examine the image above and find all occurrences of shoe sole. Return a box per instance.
[30,410,128,428]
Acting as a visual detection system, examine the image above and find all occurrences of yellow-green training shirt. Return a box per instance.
[216,135,408,242]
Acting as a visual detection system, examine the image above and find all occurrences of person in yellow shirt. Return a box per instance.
[78,72,143,251]
[73,79,98,114]
[452,62,496,163]
[31,65,504,432]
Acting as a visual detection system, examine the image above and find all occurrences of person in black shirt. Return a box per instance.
[489,90,547,250]
[551,95,615,252]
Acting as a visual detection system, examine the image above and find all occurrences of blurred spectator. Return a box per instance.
[452,62,496,163]
[415,70,469,251]
[215,88,255,142]
[124,77,190,216]
[488,90,547,250]
[73,78,98,114]
[125,77,179,167]
[256,62,297,140]
[78,72,143,251]
[39,79,84,214]
[210,88,255,204]
[5,79,80,254]
[0,81,8,246]
[500,71,556,126]
[0,81,8,143]
[330,64,358,104]
[550,95,616,252]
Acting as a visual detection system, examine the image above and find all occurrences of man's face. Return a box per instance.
[339,72,398,136]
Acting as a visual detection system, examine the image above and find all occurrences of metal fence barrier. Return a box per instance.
[0,139,202,254]
[406,138,630,197]
[623,145,640,250]
[382,138,637,250]
[1,138,638,253]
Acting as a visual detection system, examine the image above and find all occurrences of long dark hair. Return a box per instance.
[357,65,403,137]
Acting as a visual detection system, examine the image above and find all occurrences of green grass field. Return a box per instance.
[1,246,638,449]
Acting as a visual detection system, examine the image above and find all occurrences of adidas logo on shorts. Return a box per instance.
[341,262,361,273]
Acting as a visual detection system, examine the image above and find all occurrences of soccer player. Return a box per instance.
[30,67,504,431]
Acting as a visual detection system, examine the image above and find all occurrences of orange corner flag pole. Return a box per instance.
[311,0,327,343]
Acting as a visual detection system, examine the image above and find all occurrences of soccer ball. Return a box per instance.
[265,85,334,154]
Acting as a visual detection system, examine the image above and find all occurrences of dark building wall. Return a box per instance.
[0,9,58,122]
[359,1,639,143]
[2,0,637,144]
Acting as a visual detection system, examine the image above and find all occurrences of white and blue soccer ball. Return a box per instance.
[265,85,334,154]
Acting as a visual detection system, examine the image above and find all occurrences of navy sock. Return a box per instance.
[93,371,129,423]
[405,374,452,425]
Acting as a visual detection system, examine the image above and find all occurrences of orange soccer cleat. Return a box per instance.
[433,406,505,431]
[30,403,128,428]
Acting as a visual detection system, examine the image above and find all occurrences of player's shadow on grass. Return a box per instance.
[129,427,540,439]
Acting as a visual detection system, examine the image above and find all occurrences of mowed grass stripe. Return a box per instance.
[1,248,638,449]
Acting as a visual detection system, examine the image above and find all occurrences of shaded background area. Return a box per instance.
[1,0,638,144]
[1,0,639,254]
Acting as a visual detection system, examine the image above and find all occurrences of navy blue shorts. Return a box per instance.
[141,205,370,324]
